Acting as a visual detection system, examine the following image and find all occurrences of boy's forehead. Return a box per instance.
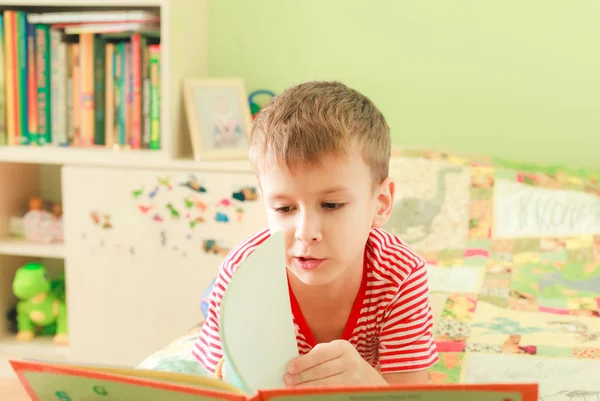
[255,150,372,194]
[262,147,365,171]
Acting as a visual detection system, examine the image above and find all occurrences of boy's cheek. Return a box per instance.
[265,213,290,234]
[264,209,281,227]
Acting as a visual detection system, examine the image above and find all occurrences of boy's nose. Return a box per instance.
[295,215,323,243]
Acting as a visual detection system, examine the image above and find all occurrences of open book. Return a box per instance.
[8,359,538,401]
[9,231,539,400]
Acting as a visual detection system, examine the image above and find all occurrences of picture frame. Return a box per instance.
[182,78,253,161]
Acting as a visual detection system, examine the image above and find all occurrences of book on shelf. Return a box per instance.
[9,232,539,400]
[0,9,161,150]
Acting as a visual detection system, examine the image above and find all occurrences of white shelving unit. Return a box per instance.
[0,239,65,259]
[0,0,221,375]
[0,163,65,378]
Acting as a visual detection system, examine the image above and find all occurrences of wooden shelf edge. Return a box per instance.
[0,146,255,172]
[0,335,69,359]
[0,146,167,168]
[0,239,65,259]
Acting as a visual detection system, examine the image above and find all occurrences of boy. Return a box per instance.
[192,81,438,387]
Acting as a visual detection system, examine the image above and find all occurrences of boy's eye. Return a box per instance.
[322,202,344,210]
[274,206,294,214]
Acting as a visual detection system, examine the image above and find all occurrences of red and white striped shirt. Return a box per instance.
[192,227,438,375]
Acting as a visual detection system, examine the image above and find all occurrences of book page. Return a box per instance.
[22,371,240,401]
[258,383,538,401]
[10,360,246,401]
[220,230,299,395]
[23,359,243,394]
[260,390,525,401]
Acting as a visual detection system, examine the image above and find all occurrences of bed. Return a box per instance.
[138,149,600,400]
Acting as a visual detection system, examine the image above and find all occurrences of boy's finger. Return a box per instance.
[285,357,345,386]
[286,342,343,374]
[293,375,343,388]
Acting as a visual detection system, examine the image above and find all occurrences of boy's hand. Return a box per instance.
[284,340,387,387]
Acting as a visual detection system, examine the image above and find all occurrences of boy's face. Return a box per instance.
[257,149,395,287]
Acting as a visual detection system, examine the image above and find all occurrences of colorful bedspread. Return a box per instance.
[139,149,600,400]
[387,150,600,400]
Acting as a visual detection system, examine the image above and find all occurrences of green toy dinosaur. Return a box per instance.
[12,262,68,345]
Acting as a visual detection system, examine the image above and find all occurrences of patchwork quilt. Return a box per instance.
[139,149,600,400]
[387,149,600,400]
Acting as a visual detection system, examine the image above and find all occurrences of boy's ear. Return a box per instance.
[372,176,395,228]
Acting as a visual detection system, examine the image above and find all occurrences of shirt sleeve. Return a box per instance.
[192,266,231,376]
[378,259,439,373]
[191,228,270,376]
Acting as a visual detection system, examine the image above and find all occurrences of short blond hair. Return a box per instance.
[248,81,391,185]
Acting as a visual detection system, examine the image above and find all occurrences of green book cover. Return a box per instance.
[141,37,150,149]
[149,44,160,150]
[35,24,51,145]
[93,34,106,145]
[16,11,29,144]
[117,41,126,145]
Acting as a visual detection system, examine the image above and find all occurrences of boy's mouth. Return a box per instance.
[293,256,324,271]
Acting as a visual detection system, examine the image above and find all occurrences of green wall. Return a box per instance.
[208,0,600,168]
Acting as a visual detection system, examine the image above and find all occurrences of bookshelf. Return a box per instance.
[0,0,209,166]
[0,0,221,372]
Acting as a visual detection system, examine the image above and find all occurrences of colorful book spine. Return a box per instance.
[78,33,94,146]
[5,11,19,145]
[93,34,105,145]
[65,43,73,145]
[71,43,80,145]
[117,41,126,145]
[104,42,114,148]
[131,33,142,149]
[149,43,160,150]
[35,23,51,145]
[141,39,150,149]
[0,15,6,146]
[16,11,28,145]
[111,45,119,147]
[57,36,68,145]
[125,42,132,147]
[50,28,60,145]
[26,22,37,144]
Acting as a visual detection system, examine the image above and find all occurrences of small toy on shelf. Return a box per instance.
[16,196,64,244]
[248,89,275,120]
[12,262,68,345]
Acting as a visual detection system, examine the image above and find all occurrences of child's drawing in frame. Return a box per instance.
[183,78,253,161]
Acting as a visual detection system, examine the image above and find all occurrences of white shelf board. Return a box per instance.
[0,336,70,378]
[0,0,162,6]
[0,336,69,359]
[0,145,167,168]
[0,145,255,172]
[0,239,65,259]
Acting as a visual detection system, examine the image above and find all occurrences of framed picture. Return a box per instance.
[183,78,253,161]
